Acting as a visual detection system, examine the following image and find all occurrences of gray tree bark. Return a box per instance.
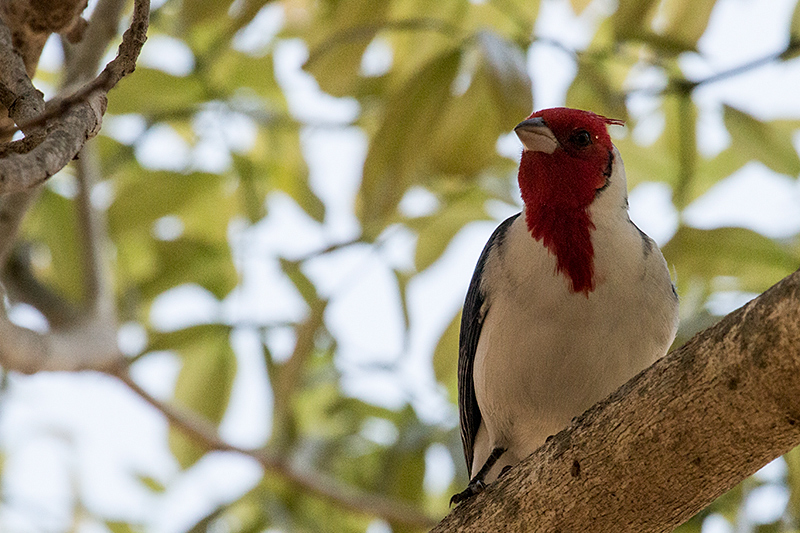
[433,268,800,532]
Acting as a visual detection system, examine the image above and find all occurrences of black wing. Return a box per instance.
[458,213,519,473]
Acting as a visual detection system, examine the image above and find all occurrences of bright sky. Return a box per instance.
[2,0,800,531]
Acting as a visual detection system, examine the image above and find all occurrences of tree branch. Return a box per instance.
[0,17,44,136]
[113,369,438,530]
[433,268,800,532]
[0,0,149,196]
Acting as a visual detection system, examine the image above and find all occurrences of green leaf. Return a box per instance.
[566,60,628,122]
[789,0,800,55]
[359,47,461,232]
[109,166,237,240]
[250,127,325,223]
[106,522,137,533]
[279,258,319,307]
[383,0,468,82]
[657,0,717,50]
[611,0,660,41]
[137,474,166,493]
[693,106,800,202]
[20,187,82,302]
[140,238,237,300]
[429,31,531,176]
[725,105,800,176]
[433,310,461,404]
[662,226,798,295]
[161,324,237,469]
[180,0,236,27]
[413,191,490,271]
[207,49,283,101]
[107,68,205,116]
[303,0,393,97]
[785,446,800,520]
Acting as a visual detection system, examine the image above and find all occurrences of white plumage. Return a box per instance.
[470,147,678,480]
[452,109,679,504]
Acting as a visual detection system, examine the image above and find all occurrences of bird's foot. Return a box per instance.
[449,479,486,506]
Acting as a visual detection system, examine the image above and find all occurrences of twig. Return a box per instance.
[74,140,115,320]
[0,0,150,139]
[626,42,800,97]
[114,369,438,529]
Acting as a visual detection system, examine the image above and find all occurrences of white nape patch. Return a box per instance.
[516,127,558,153]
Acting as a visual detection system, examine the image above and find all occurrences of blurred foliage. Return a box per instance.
[6,0,800,531]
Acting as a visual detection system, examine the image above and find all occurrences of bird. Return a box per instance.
[450,107,679,505]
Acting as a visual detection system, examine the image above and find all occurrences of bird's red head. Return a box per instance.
[515,107,624,295]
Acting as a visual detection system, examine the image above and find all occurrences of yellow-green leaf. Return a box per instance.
[164,325,237,469]
[662,226,798,295]
[359,48,461,233]
[693,106,800,202]
[303,0,392,97]
[108,68,204,116]
[429,31,531,176]
[657,0,717,50]
[566,60,628,122]
[432,311,461,404]
[21,187,82,302]
[723,105,800,176]
[414,192,490,271]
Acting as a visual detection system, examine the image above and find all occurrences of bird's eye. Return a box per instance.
[570,130,592,148]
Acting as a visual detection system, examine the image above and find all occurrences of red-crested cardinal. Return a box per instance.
[451,107,679,504]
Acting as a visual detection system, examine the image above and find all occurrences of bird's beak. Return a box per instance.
[514,117,558,154]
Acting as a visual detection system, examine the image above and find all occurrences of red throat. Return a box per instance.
[518,150,601,295]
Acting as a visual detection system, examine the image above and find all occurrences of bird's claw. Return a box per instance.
[449,479,487,506]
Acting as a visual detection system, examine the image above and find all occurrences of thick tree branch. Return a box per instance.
[433,268,800,532]
[0,303,121,374]
[114,370,438,530]
[0,17,44,136]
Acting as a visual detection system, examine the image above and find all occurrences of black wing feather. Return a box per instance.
[458,213,519,473]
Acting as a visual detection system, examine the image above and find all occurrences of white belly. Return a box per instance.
[471,214,677,478]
